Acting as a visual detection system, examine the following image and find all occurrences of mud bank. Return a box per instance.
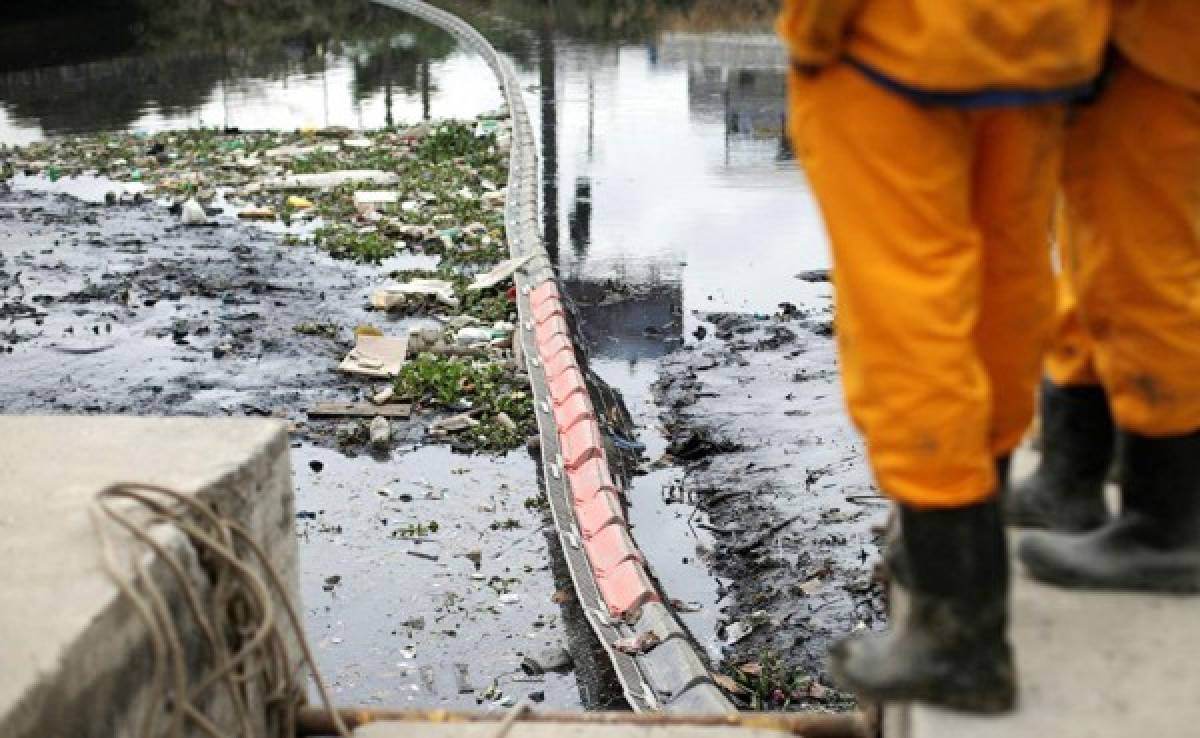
[0,184,610,709]
[650,303,888,709]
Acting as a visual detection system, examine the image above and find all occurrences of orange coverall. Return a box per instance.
[779,0,1110,507]
[1047,0,1200,437]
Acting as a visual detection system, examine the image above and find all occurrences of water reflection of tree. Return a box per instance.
[0,0,459,136]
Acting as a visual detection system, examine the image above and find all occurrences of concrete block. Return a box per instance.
[0,416,299,738]
[666,682,740,716]
[638,636,711,701]
[885,528,1200,738]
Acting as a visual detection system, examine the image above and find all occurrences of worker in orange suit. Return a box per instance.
[1018,1,1200,592]
[1007,269,1115,533]
[777,0,1110,713]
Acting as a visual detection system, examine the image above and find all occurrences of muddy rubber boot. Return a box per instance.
[885,456,1011,589]
[835,499,1015,713]
[1020,430,1200,592]
[1007,380,1113,532]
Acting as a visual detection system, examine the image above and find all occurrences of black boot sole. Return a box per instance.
[1006,483,1109,533]
[831,639,1016,714]
[1020,531,1200,593]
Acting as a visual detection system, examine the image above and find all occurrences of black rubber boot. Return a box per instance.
[884,457,1011,589]
[836,499,1015,713]
[1020,430,1200,592]
[1007,380,1114,532]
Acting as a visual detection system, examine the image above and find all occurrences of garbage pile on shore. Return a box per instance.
[0,114,538,453]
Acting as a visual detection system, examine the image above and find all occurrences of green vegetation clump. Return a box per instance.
[393,353,534,452]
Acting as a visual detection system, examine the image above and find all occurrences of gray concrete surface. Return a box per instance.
[885,449,1200,737]
[0,416,299,738]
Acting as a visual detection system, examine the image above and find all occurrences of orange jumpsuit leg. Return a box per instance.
[971,110,1062,456]
[1063,59,1200,436]
[1044,266,1102,388]
[789,64,1063,508]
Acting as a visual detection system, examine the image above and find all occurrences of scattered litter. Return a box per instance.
[454,326,493,348]
[430,413,480,436]
[369,416,391,449]
[406,550,439,562]
[795,269,831,283]
[237,206,276,221]
[264,170,400,190]
[371,387,395,406]
[353,190,401,214]
[613,631,662,655]
[339,333,409,378]
[342,138,373,149]
[468,254,534,291]
[520,647,573,676]
[307,402,412,419]
[286,195,315,210]
[180,197,207,225]
[495,412,517,432]
[322,575,342,592]
[402,617,426,630]
[407,322,446,352]
[308,461,324,473]
[454,663,474,694]
[722,619,759,646]
[498,593,520,605]
[372,279,458,310]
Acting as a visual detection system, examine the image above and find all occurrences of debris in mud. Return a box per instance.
[521,646,574,676]
[339,333,409,378]
[394,353,535,452]
[665,429,741,462]
[307,403,412,419]
[653,308,881,711]
[369,416,391,449]
[613,631,662,656]
[180,197,207,225]
[794,269,831,283]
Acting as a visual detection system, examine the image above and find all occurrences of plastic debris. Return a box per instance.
[371,279,458,310]
[369,416,391,449]
[407,322,446,353]
[353,190,401,215]
[371,387,395,406]
[430,413,480,436]
[339,334,409,378]
[180,197,207,225]
[468,254,535,291]
[454,327,493,348]
[263,170,400,190]
[286,195,315,209]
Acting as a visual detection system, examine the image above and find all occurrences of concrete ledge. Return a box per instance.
[0,416,299,738]
[356,723,785,738]
[885,528,1200,737]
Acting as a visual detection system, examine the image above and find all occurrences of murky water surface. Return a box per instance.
[2,0,842,698]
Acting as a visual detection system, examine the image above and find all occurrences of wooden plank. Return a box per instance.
[307,403,412,419]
